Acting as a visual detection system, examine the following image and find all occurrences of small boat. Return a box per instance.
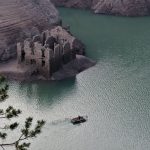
[71,116,87,125]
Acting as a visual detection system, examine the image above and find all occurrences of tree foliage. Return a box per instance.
[0,76,45,150]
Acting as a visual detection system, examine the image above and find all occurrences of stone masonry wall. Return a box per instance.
[17,26,76,79]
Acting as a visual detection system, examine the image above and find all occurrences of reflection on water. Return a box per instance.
[15,78,77,107]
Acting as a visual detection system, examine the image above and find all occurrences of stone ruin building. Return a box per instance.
[17,26,76,79]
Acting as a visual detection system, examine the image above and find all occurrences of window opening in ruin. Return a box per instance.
[31,47,34,55]
[42,49,45,57]
[31,59,36,65]
[21,51,25,62]
[42,60,45,67]
[56,35,59,42]
[42,32,46,46]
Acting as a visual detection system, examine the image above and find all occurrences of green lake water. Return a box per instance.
[2,8,150,150]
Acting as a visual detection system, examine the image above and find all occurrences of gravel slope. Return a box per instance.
[0,0,60,61]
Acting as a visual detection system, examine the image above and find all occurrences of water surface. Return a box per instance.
[2,8,150,150]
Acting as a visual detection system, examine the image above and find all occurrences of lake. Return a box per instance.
[2,8,150,150]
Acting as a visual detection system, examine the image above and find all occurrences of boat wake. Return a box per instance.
[48,115,88,126]
[50,118,71,126]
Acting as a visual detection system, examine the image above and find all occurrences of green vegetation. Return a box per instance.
[0,76,45,150]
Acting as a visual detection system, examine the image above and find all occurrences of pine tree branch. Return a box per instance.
[0,117,6,119]
[0,134,31,147]
[0,127,6,130]
[0,76,45,150]
[0,145,5,150]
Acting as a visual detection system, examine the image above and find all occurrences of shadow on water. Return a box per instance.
[11,77,77,107]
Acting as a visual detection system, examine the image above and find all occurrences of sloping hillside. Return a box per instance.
[0,0,60,61]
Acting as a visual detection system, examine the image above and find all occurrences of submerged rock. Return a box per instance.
[52,0,150,16]
[0,0,60,62]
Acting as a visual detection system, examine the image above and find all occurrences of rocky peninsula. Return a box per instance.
[52,0,150,17]
[0,0,95,81]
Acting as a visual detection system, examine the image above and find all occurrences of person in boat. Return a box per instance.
[78,116,81,120]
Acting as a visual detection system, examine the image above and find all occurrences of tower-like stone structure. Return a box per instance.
[17,26,76,79]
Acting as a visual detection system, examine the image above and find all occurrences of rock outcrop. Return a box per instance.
[0,0,60,62]
[0,55,96,81]
[17,26,85,79]
[51,0,92,9]
[92,0,150,16]
[52,0,150,16]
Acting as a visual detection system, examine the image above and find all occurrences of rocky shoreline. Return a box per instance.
[0,0,96,81]
[0,24,95,81]
[52,0,150,17]
[0,55,95,81]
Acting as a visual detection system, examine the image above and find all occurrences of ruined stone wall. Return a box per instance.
[17,43,23,64]
[50,26,85,55]
[17,26,76,79]
[53,44,63,72]
[37,47,52,78]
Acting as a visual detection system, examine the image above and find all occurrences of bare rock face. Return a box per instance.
[51,0,92,9]
[92,0,150,16]
[52,0,150,16]
[0,0,60,61]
